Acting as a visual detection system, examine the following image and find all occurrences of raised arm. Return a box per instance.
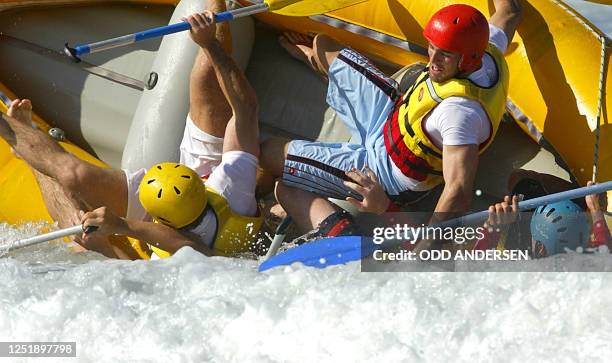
[184,11,259,157]
[489,0,523,44]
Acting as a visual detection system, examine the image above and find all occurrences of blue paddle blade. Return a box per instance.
[258,236,376,272]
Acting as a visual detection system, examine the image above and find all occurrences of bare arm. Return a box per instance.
[186,11,259,156]
[433,144,479,216]
[81,207,213,257]
[414,145,479,252]
[122,220,213,256]
[203,40,259,155]
[202,41,257,121]
[490,0,523,44]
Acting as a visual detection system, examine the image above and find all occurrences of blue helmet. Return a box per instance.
[530,200,590,258]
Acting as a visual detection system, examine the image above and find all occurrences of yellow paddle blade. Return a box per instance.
[266,0,369,16]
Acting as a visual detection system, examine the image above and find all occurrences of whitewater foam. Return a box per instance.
[2,220,612,362]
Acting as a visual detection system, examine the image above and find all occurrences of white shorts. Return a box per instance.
[179,114,224,178]
[124,115,258,221]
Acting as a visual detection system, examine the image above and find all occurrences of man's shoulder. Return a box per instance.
[431,98,489,132]
[437,97,485,116]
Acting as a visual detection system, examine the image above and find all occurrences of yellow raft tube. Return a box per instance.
[0,85,150,259]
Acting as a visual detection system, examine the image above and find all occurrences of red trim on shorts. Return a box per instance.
[327,218,351,237]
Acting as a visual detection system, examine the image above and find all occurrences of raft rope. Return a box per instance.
[554,0,609,182]
[309,14,428,55]
[0,34,148,91]
[592,34,608,183]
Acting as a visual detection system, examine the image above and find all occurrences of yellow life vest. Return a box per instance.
[148,186,263,259]
[384,44,509,189]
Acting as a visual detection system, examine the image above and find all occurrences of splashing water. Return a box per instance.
[2,223,612,362]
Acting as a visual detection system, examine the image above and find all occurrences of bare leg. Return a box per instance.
[30,168,131,258]
[275,181,336,232]
[260,136,291,179]
[31,169,87,252]
[188,0,233,137]
[279,32,344,76]
[221,93,259,157]
[279,32,314,65]
[2,100,128,218]
[32,168,87,230]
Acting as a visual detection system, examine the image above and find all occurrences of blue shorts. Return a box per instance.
[283,48,409,199]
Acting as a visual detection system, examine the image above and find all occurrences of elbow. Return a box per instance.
[236,89,259,120]
[514,0,523,16]
[244,84,259,113]
[506,0,523,24]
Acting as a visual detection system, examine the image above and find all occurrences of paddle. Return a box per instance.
[259,235,372,271]
[264,216,293,260]
[259,181,612,271]
[3,225,98,253]
[64,0,367,60]
[0,90,11,109]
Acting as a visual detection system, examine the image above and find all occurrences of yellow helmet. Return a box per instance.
[138,162,207,228]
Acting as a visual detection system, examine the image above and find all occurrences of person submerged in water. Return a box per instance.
[0,2,263,259]
[475,170,611,257]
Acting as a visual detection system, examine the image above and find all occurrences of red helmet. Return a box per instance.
[423,4,489,73]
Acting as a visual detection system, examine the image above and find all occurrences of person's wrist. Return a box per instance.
[589,204,602,213]
[372,196,389,214]
[591,210,605,222]
[384,198,400,213]
[198,40,212,48]
[116,218,130,235]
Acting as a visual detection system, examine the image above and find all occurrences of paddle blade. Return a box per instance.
[258,236,375,272]
[266,0,368,16]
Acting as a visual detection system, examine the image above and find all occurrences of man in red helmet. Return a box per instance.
[260,1,522,241]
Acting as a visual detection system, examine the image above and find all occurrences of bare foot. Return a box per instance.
[279,31,315,66]
[6,99,33,157]
[7,99,33,125]
[279,32,329,81]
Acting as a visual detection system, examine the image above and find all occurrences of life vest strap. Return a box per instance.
[384,117,443,179]
[401,112,442,159]
[383,70,443,180]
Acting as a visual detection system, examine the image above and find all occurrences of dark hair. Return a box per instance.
[510,177,586,211]
[510,178,547,211]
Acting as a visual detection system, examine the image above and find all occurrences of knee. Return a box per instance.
[274,181,291,206]
[313,34,335,48]
[313,34,342,69]
[261,137,289,176]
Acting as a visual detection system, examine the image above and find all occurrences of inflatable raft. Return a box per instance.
[0,0,610,252]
